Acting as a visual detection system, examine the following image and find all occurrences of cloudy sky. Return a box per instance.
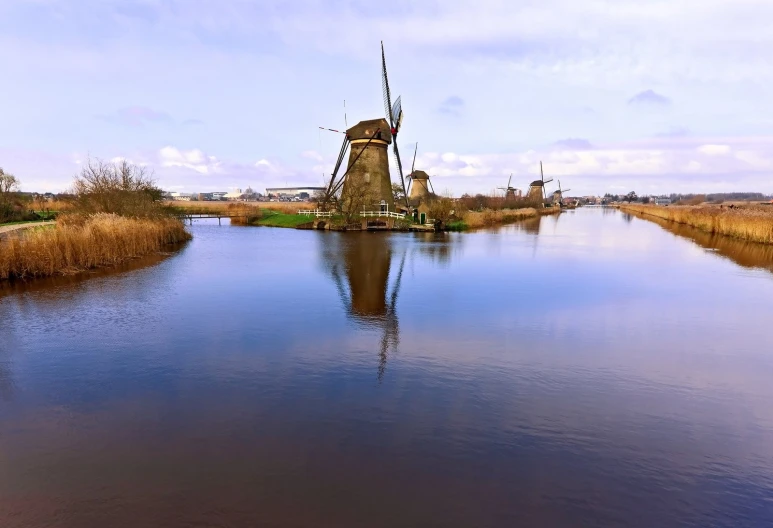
[1,0,772,196]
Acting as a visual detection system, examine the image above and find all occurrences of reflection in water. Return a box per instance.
[320,233,406,380]
[631,210,773,274]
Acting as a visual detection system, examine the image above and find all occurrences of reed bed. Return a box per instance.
[621,204,773,244]
[168,200,310,214]
[0,213,191,280]
[463,207,538,229]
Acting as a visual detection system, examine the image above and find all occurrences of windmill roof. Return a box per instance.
[346,118,392,143]
[529,180,544,187]
[410,170,429,180]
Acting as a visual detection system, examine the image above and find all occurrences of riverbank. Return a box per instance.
[0,213,191,281]
[448,206,560,231]
[620,204,773,244]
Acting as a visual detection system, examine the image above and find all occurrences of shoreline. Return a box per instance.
[1,215,191,281]
[620,204,773,244]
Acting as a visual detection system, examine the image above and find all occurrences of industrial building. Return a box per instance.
[265,187,325,199]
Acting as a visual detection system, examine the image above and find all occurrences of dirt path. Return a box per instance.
[0,221,55,240]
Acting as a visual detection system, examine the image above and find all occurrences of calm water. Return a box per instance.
[2,208,773,527]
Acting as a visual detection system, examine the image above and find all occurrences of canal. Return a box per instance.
[2,208,773,527]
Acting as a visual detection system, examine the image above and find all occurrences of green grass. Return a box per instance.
[251,211,313,228]
[444,220,469,231]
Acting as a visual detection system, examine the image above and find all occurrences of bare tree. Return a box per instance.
[0,168,20,195]
[339,175,377,224]
[0,168,22,222]
[72,158,165,217]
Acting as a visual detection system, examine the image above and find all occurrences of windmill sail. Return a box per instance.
[381,41,408,207]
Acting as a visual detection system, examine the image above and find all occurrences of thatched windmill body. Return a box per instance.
[406,143,434,205]
[340,119,395,212]
[552,180,571,205]
[527,161,553,202]
[498,174,522,200]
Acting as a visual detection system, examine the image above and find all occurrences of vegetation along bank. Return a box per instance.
[0,159,191,281]
[620,203,773,244]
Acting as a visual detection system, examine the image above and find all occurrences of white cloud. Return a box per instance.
[158,146,220,174]
[697,144,731,156]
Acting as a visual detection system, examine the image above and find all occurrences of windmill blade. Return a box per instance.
[558,180,562,192]
[507,173,512,188]
[392,96,403,133]
[319,126,345,134]
[428,178,435,195]
[411,142,418,173]
[544,177,554,184]
[393,141,409,208]
[540,161,545,182]
[563,189,571,193]
[381,41,394,129]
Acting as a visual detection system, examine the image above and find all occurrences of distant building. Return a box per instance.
[655,198,671,206]
[265,187,325,200]
[211,192,227,200]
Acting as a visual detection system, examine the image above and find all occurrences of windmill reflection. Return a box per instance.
[320,233,406,381]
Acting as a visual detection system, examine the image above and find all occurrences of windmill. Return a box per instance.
[527,161,554,202]
[407,142,434,204]
[318,42,406,215]
[552,179,571,205]
[381,41,409,209]
[497,174,521,200]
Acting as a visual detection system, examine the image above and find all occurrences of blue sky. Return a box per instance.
[1,0,772,196]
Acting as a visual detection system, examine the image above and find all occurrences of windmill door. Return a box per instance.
[380,200,387,213]
[420,212,426,224]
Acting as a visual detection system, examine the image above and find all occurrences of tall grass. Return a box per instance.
[621,204,773,244]
[463,208,538,229]
[0,213,191,280]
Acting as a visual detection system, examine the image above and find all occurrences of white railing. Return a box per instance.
[361,210,407,219]
[298,209,333,217]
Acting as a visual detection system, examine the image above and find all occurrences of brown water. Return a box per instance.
[2,208,773,527]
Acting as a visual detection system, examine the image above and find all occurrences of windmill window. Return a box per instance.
[364,173,370,183]
[380,200,386,213]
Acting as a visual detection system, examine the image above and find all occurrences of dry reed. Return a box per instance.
[621,204,773,244]
[167,200,309,214]
[0,213,191,280]
[463,208,538,229]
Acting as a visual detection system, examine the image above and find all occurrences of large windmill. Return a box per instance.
[407,143,434,204]
[318,42,407,214]
[527,161,554,202]
[497,174,521,200]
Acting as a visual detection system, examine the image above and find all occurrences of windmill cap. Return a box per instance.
[529,180,544,187]
[410,170,429,180]
[346,118,392,143]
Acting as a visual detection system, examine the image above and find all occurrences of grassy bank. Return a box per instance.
[458,207,539,230]
[621,204,773,244]
[0,213,191,281]
[250,210,312,228]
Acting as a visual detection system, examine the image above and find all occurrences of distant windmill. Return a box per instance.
[527,161,554,202]
[497,174,521,200]
[552,179,571,205]
[407,142,435,204]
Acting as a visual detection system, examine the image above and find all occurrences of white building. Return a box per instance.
[265,186,324,199]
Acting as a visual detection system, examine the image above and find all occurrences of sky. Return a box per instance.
[1,0,772,196]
